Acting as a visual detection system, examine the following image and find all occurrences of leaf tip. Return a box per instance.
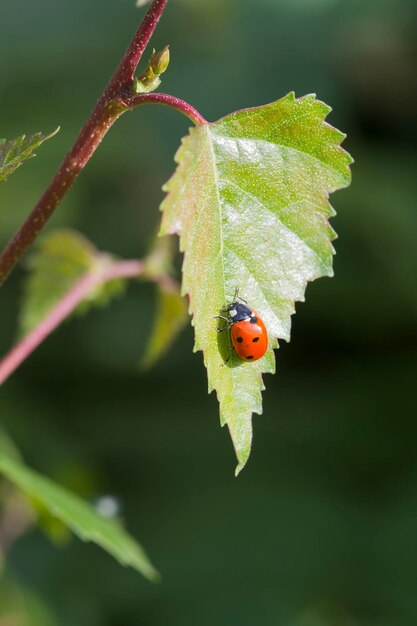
[234,461,246,477]
[145,565,162,583]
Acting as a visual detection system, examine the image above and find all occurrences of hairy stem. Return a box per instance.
[0,0,168,286]
[0,260,144,386]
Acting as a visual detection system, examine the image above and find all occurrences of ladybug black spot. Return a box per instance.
[246,355,254,360]
[236,336,243,343]
[252,337,259,342]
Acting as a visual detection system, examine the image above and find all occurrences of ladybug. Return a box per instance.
[215,291,268,363]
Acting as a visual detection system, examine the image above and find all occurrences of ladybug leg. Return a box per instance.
[214,315,230,331]
[222,346,234,366]
[233,286,247,305]
[214,315,231,333]
[221,287,240,311]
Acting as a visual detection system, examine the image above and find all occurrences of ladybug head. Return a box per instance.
[227,302,254,322]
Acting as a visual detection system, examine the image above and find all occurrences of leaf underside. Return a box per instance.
[0,450,158,580]
[0,129,58,184]
[160,93,352,474]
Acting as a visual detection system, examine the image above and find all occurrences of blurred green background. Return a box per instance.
[1,0,417,624]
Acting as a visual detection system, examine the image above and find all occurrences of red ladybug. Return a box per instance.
[216,292,268,363]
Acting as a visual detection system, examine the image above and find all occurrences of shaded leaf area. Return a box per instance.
[161,93,352,473]
[19,230,126,336]
[140,282,188,370]
[0,129,59,184]
[0,435,159,580]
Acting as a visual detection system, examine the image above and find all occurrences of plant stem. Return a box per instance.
[126,93,207,125]
[0,260,144,386]
[112,0,169,88]
[0,0,169,287]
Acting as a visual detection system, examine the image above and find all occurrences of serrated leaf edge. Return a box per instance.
[160,92,352,474]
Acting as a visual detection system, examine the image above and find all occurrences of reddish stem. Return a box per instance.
[0,260,144,386]
[0,0,168,286]
[126,93,207,125]
[112,0,169,87]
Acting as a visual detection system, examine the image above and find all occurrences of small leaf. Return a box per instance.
[0,449,159,580]
[140,281,187,370]
[160,93,352,474]
[19,230,126,336]
[0,129,59,184]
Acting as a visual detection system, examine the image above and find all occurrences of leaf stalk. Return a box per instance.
[125,92,207,126]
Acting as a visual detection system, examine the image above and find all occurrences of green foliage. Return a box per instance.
[0,578,56,626]
[0,129,58,184]
[19,230,126,336]
[140,282,188,370]
[161,92,352,474]
[0,442,159,580]
[0,428,22,464]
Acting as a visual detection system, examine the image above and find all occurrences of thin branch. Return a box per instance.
[0,0,168,286]
[0,260,144,386]
[126,92,207,125]
[113,0,169,87]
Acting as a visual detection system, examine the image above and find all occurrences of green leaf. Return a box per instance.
[0,448,159,580]
[140,281,188,370]
[160,93,352,474]
[0,129,59,183]
[19,230,126,336]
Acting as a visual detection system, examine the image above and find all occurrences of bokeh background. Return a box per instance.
[1,0,417,624]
